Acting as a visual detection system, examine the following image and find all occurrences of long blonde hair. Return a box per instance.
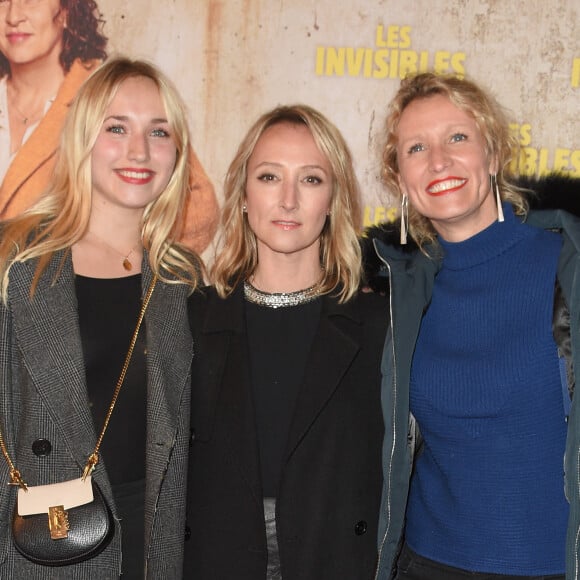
[382,72,527,248]
[212,104,362,303]
[0,57,202,301]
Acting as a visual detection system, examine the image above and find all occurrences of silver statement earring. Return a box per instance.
[400,194,409,245]
[491,174,504,222]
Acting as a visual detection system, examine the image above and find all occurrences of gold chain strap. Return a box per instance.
[0,432,26,489]
[0,275,158,490]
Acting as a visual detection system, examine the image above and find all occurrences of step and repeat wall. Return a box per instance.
[99,0,578,231]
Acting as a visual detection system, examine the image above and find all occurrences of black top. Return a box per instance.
[75,274,146,578]
[245,298,321,498]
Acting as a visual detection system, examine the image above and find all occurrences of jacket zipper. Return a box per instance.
[575,444,580,578]
[373,246,397,580]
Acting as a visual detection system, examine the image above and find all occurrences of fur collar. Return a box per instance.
[361,174,580,293]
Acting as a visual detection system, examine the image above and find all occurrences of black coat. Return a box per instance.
[184,285,388,580]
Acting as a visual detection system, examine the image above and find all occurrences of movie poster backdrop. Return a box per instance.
[54,0,580,232]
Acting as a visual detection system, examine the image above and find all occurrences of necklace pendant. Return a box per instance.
[122,258,133,271]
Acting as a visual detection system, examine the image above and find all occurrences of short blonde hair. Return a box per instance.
[212,104,362,303]
[0,56,202,301]
[382,72,527,248]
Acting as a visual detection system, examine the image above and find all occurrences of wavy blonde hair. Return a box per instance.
[382,72,527,248]
[0,57,202,302]
[212,104,362,303]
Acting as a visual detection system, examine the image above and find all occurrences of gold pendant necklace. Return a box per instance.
[122,256,133,271]
[88,231,140,271]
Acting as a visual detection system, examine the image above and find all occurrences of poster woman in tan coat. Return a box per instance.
[0,0,218,252]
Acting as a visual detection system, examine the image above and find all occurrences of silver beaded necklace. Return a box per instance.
[243,280,321,309]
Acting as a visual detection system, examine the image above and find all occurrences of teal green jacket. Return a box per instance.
[373,208,580,579]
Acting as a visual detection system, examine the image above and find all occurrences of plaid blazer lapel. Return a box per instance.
[8,254,99,473]
[143,266,193,536]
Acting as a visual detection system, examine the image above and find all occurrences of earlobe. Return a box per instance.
[397,174,406,196]
[57,8,68,28]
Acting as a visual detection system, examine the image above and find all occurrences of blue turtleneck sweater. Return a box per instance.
[406,204,569,574]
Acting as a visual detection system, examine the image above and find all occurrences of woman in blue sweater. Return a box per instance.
[373,72,580,579]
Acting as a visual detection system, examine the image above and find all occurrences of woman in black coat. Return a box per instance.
[184,104,387,580]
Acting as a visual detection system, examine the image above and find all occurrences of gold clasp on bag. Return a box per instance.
[48,505,69,539]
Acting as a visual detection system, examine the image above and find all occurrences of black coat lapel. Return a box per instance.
[191,286,262,505]
[284,296,361,460]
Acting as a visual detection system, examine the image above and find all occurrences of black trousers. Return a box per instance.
[395,543,565,580]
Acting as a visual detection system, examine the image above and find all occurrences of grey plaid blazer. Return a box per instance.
[0,251,193,579]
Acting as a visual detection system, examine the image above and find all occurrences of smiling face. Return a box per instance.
[0,0,66,70]
[396,94,498,242]
[90,76,178,218]
[244,121,333,269]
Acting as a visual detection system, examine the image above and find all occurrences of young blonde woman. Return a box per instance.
[0,57,202,578]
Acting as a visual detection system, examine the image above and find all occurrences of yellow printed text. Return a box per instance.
[510,147,580,178]
[375,25,412,49]
[315,46,465,79]
[363,206,398,228]
[572,57,580,88]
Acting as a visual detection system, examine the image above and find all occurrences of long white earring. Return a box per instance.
[491,174,504,222]
[400,194,409,245]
